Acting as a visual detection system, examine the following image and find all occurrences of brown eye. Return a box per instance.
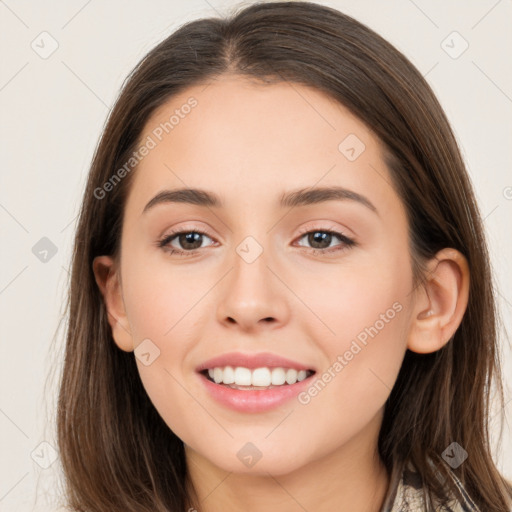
[174,232,204,250]
[296,229,355,253]
[158,230,215,255]
[305,231,334,249]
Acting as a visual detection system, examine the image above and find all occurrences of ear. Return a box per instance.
[407,248,470,354]
[92,255,134,352]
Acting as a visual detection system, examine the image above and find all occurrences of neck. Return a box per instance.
[184,415,390,512]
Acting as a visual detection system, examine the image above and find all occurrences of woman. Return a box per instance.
[56,2,512,510]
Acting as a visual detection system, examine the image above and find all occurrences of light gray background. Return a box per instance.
[0,1,511,510]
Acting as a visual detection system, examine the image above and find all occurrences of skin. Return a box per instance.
[93,75,470,512]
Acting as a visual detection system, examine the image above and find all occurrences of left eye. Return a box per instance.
[295,229,355,252]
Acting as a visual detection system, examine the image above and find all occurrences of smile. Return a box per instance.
[202,366,315,388]
[198,368,316,413]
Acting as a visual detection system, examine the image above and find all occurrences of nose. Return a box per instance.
[216,244,290,332]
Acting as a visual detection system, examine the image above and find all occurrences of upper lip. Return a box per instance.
[196,352,315,372]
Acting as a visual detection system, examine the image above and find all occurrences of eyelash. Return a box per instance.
[156,226,356,257]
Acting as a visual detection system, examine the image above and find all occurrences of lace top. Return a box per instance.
[379,459,482,511]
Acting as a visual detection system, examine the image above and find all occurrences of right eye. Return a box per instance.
[157,229,216,256]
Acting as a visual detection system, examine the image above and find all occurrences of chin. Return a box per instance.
[201,442,310,476]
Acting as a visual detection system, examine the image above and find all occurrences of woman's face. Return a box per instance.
[106,75,417,475]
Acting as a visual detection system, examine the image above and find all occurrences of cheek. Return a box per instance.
[121,261,203,437]
[295,252,411,413]
[120,252,212,393]
[121,252,204,341]
[299,250,411,345]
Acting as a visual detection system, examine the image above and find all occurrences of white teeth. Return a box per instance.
[222,365,235,384]
[234,366,252,386]
[285,368,298,384]
[252,367,271,387]
[271,367,286,385]
[204,366,313,387]
[213,367,223,384]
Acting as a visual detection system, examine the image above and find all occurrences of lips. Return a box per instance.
[195,352,317,411]
[195,351,316,373]
[197,367,316,413]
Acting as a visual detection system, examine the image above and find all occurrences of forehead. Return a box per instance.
[125,75,397,214]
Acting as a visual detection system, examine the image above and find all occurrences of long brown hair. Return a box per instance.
[55,1,512,510]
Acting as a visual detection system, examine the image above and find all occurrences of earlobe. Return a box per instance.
[92,255,134,352]
[407,248,470,354]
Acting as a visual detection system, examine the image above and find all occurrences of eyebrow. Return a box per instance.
[142,186,378,215]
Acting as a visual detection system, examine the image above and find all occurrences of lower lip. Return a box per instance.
[198,372,314,413]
